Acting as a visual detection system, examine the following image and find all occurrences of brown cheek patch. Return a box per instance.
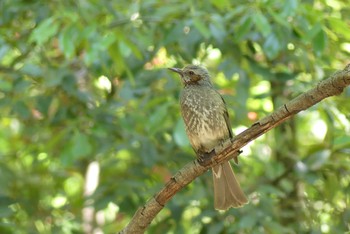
[192,75,201,82]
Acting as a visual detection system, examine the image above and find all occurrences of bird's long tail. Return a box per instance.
[212,161,248,210]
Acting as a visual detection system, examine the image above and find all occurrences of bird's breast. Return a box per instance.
[180,87,228,152]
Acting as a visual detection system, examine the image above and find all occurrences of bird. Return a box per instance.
[169,65,248,210]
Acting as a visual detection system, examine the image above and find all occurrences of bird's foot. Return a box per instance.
[215,139,243,164]
[197,139,244,166]
[197,150,216,167]
[233,149,243,164]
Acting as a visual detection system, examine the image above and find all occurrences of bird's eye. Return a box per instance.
[189,71,194,75]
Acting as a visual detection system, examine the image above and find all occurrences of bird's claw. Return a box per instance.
[197,146,243,166]
[233,149,243,164]
[197,150,216,166]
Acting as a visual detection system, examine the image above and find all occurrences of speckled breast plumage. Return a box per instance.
[180,85,230,153]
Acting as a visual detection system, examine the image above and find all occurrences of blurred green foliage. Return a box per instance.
[0,0,350,233]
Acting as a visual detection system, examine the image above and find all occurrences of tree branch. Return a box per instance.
[119,64,350,234]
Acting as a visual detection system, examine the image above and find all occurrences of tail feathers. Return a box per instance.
[212,162,248,210]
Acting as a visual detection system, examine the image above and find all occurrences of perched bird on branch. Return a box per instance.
[169,65,248,210]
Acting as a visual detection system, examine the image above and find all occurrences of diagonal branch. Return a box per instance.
[119,64,350,234]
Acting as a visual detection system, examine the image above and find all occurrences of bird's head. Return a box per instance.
[168,65,212,86]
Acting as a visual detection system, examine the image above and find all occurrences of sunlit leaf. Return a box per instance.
[210,0,230,10]
[328,17,350,40]
[29,18,59,45]
[59,25,78,58]
[0,1,349,232]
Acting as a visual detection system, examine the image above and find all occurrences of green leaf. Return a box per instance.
[304,149,331,171]
[118,40,132,57]
[12,101,30,119]
[259,185,285,197]
[265,220,292,233]
[108,41,125,73]
[210,0,230,10]
[208,222,224,233]
[253,11,271,37]
[44,69,65,87]
[209,15,227,43]
[64,175,83,197]
[84,44,99,65]
[333,135,350,149]
[239,215,258,228]
[58,25,77,58]
[305,23,322,42]
[279,178,294,193]
[274,72,295,81]
[328,17,350,40]
[101,33,117,49]
[71,132,92,158]
[19,63,43,77]
[313,28,327,56]
[265,161,286,180]
[324,173,339,200]
[234,16,253,41]
[148,103,170,134]
[0,44,10,60]
[173,119,189,147]
[14,80,31,92]
[0,196,14,218]
[164,22,184,44]
[281,0,298,17]
[0,80,13,92]
[267,8,290,27]
[29,18,59,45]
[263,33,281,59]
[193,18,211,39]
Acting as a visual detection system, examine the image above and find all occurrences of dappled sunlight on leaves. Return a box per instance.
[0,0,349,233]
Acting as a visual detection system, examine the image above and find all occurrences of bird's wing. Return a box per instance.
[220,95,238,164]
[219,94,234,139]
[218,92,240,164]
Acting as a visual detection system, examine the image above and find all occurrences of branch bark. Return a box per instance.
[119,64,350,234]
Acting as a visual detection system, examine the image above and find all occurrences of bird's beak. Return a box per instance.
[168,67,183,75]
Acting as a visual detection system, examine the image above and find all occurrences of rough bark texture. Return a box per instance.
[119,64,350,234]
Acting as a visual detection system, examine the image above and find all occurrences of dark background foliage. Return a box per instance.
[0,0,350,233]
